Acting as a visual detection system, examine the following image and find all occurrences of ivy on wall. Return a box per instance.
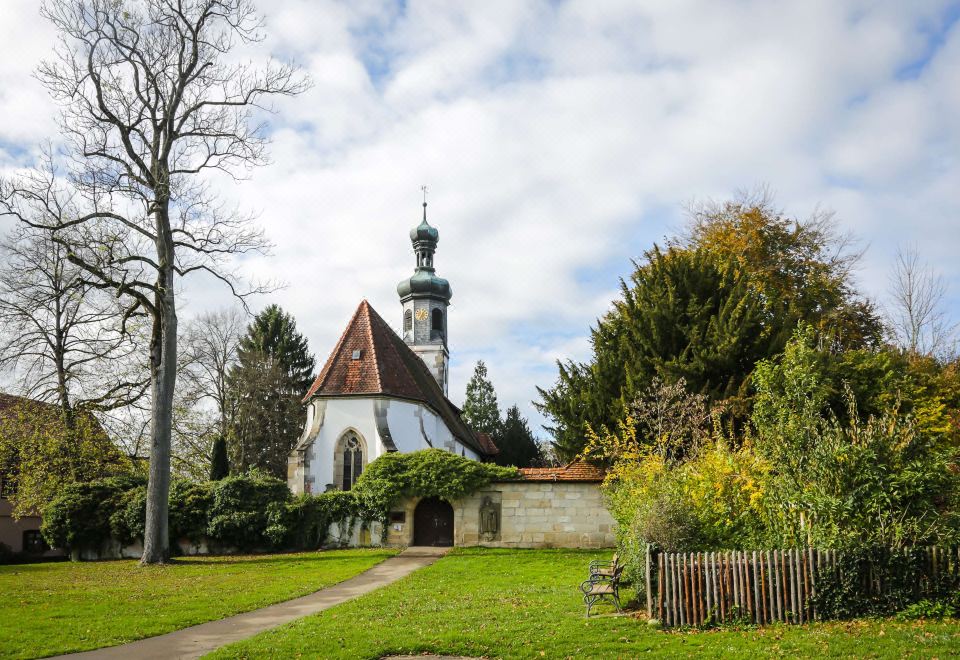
[352,448,519,524]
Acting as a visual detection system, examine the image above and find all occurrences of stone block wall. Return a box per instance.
[453,481,615,549]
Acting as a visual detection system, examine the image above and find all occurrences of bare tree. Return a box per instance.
[630,377,712,461]
[180,307,245,437]
[172,307,245,478]
[0,224,148,425]
[0,0,306,563]
[888,245,956,358]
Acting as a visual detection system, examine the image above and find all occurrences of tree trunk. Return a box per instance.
[141,202,177,564]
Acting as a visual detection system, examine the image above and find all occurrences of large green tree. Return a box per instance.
[494,406,542,468]
[226,305,315,478]
[462,361,502,436]
[538,246,769,460]
[538,195,884,461]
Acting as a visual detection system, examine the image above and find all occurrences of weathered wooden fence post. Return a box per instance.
[646,544,653,619]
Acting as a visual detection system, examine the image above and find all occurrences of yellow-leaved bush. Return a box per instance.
[582,416,779,586]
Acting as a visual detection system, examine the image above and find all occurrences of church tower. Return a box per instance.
[397,201,451,395]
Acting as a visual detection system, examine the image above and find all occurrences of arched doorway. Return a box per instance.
[413,497,454,546]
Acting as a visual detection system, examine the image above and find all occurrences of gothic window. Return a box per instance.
[334,431,366,491]
[404,309,412,333]
[431,308,444,340]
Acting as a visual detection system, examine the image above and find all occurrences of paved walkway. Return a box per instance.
[58,546,450,660]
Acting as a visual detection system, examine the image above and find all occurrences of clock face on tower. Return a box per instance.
[414,308,429,321]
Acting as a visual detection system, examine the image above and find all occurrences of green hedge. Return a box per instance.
[40,449,518,557]
[41,471,299,555]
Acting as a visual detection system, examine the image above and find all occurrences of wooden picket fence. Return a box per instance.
[644,545,960,627]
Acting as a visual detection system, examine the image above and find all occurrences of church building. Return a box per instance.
[288,204,498,495]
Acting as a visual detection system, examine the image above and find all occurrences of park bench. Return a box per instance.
[589,553,619,578]
[580,556,624,617]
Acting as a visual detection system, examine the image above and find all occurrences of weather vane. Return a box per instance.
[420,184,429,206]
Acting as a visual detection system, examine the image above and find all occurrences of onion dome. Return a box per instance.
[410,217,439,244]
[397,202,452,302]
[397,269,452,301]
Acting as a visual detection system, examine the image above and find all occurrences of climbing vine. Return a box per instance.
[352,448,519,526]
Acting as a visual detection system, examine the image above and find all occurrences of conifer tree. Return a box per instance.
[494,405,542,468]
[226,305,315,478]
[538,247,766,461]
[209,436,229,481]
[462,361,502,436]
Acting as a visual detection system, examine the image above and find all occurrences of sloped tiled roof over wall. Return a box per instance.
[516,460,606,482]
[302,300,496,458]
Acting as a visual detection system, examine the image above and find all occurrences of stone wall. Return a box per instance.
[452,481,615,549]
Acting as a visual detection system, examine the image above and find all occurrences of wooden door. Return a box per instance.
[413,497,454,546]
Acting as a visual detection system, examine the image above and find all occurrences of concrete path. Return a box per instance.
[57,546,449,660]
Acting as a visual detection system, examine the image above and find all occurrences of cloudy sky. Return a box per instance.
[1,0,959,434]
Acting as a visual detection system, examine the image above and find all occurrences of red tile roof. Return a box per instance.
[475,432,499,456]
[517,460,606,482]
[302,300,496,457]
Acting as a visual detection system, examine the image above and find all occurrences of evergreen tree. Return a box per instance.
[209,436,229,480]
[226,305,315,478]
[537,246,768,461]
[462,361,502,436]
[494,405,542,468]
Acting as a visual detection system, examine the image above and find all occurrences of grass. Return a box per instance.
[209,547,960,659]
[0,548,397,659]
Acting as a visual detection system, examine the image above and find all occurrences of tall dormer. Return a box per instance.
[397,202,452,395]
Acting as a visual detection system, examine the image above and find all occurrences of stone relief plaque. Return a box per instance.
[479,495,501,541]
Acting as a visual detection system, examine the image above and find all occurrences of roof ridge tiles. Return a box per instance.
[360,300,383,393]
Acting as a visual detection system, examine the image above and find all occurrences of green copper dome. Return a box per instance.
[410,217,439,244]
[397,203,451,302]
[397,269,452,301]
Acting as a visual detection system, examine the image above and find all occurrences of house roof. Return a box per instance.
[302,300,496,457]
[516,460,606,482]
[0,394,108,437]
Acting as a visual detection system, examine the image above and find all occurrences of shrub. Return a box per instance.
[283,490,362,550]
[114,485,147,545]
[897,599,958,621]
[41,474,145,553]
[207,470,291,550]
[170,480,214,544]
[594,414,774,582]
[39,451,518,557]
[813,547,960,619]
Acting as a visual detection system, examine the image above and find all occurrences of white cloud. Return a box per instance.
[1,0,959,435]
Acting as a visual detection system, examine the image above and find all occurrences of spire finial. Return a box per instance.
[420,184,429,220]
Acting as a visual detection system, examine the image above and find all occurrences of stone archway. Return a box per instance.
[413,497,454,547]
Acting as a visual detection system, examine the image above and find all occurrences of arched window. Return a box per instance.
[334,431,366,491]
[403,309,413,333]
[431,308,444,340]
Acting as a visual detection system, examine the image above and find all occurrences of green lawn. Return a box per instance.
[0,548,397,659]
[209,547,960,659]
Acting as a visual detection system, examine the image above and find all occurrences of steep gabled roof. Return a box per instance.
[302,300,495,457]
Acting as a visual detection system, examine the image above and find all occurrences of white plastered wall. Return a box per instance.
[292,396,479,494]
